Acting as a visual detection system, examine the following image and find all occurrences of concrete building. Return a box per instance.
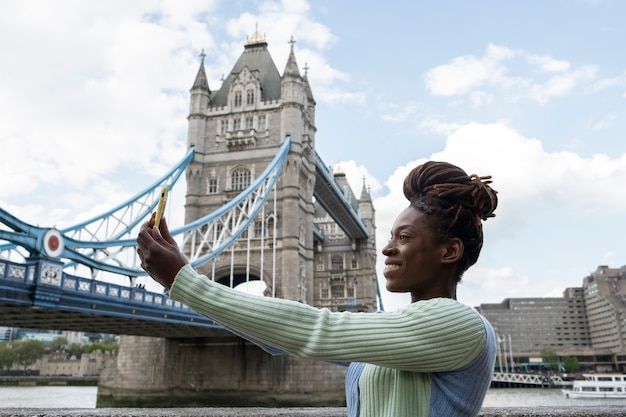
[478,265,626,372]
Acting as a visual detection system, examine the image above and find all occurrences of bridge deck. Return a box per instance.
[0,259,223,338]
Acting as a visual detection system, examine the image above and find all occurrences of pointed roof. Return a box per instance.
[283,36,301,77]
[192,63,210,92]
[191,50,210,92]
[359,179,372,203]
[210,32,282,106]
[302,63,315,104]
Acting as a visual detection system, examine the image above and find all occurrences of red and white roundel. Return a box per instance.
[43,228,64,258]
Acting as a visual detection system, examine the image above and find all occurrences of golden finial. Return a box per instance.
[246,22,266,45]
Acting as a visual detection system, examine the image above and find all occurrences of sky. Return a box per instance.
[1,0,625,311]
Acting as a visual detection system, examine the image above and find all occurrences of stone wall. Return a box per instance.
[97,334,347,407]
[1,407,625,417]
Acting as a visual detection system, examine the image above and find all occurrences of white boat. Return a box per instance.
[562,373,626,399]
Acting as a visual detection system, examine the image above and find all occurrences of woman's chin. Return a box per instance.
[385,279,400,293]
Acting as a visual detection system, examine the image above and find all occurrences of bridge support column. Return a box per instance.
[97,333,347,407]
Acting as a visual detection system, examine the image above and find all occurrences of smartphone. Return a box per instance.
[154,186,168,228]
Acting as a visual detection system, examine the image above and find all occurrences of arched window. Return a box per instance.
[233,91,242,107]
[231,168,251,191]
[331,256,344,271]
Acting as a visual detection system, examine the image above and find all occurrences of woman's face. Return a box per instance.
[382,206,453,300]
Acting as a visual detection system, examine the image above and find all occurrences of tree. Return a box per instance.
[84,341,119,355]
[540,346,559,370]
[67,343,83,359]
[13,340,45,370]
[0,342,16,371]
[48,336,68,352]
[563,356,580,372]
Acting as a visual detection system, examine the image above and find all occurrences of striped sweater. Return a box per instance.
[169,264,496,416]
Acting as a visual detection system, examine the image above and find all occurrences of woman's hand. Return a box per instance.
[137,214,188,289]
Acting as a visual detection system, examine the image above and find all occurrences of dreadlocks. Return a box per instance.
[402,161,498,281]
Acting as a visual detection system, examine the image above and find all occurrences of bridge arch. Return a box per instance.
[211,265,265,291]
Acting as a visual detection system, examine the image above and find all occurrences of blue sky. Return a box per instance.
[1,0,625,310]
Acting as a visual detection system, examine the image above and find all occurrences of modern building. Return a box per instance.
[584,265,626,352]
[478,265,626,372]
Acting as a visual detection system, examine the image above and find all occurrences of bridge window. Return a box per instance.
[233,91,242,107]
[331,284,344,299]
[231,168,251,191]
[245,116,254,130]
[258,115,266,130]
[233,118,241,131]
[266,216,274,237]
[246,89,255,105]
[207,179,218,194]
[351,258,358,269]
[321,287,329,298]
[254,221,264,238]
[331,256,344,271]
[220,120,228,135]
[317,259,324,271]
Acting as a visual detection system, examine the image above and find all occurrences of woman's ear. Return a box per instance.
[441,237,463,264]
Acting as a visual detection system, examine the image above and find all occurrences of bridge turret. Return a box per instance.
[187,51,210,151]
[358,180,376,236]
[280,37,311,150]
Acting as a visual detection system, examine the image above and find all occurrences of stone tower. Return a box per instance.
[184,31,378,311]
[98,33,379,407]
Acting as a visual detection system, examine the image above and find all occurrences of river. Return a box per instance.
[1,386,626,408]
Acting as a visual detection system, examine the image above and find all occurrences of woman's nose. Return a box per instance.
[382,244,396,256]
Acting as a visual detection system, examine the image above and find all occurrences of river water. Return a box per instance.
[1,386,626,408]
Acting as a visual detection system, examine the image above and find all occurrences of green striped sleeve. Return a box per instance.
[169,264,486,373]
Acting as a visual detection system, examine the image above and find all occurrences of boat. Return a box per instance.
[562,373,626,399]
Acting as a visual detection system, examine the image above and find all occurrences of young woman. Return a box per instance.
[137,160,498,416]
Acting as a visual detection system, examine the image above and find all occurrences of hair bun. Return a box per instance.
[403,161,498,221]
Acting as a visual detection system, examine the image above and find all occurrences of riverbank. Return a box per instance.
[0,376,98,386]
[1,407,625,417]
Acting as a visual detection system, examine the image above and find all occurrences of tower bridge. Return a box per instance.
[0,33,379,407]
[0,136,375,336]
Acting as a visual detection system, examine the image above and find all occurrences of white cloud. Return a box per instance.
[592,112,617,130]
[590,71,626,94]
[469,90,494,107]
[315,88,366,105]
[334,160,383,195]
[528,65,597,104]
[526,54,571,72]
[373,121,626,310]
[419,118,464,136]
[423,44,600,105]
[424,43,515,96]
[380,103,420,123]
[600,251,616,265]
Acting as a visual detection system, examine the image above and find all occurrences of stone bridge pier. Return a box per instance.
[97,333,347,407]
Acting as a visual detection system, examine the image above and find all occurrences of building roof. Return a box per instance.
[210,40,282,106]
[191,59,209,92]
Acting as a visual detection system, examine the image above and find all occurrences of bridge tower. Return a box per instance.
[98,32,378,407]
[184,31,378,311]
